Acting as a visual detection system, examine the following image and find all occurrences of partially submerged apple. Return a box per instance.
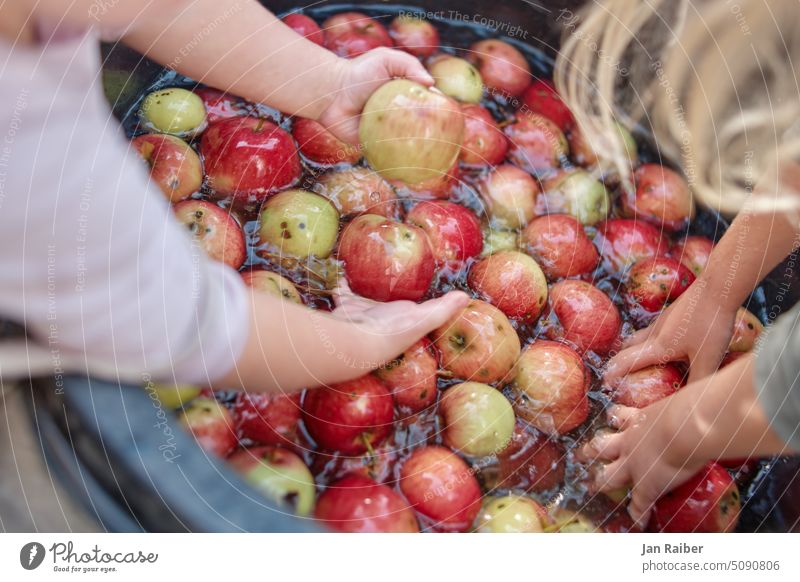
[440,381,515,457]
[537,169,610,225]
[428,55,484,104]
[132,133,202,202]
[257,189,340,259]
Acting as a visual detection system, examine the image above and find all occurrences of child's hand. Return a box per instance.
[604,282,737,385]
[331,280,468,365]
[318,48,435,144]
[580,401,704,529]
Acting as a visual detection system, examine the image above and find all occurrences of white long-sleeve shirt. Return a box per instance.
[0,28,248,385]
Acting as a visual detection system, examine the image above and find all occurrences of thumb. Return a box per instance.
[605,342,669,384]
[406,291,469,338]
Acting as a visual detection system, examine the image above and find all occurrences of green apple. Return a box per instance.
[428,56,484,103]
[481,227,519,257]
[440,381,515,457]
[476,495,547,533]
[258,189,340,259]
[140,87,207,137]
[540,169,610,225]
[145,382,201,409]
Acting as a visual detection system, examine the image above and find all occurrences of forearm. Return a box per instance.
[120,0,342,119]
[215,292,395,393]
[666,354,792,463]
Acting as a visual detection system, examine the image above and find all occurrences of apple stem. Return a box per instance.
[254,117,266,133]
[436,369,454,378]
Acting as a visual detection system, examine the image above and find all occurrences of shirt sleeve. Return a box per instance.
[754,302,800,450]
[0,31,249,386]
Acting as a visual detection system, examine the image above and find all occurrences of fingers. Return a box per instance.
[607,404,640,430]
[332,279,355,307]
[405,291,469,337]
[380,48,434,85]
[627,489,654,530]
[621,325,655,349]
[687,350,724,384]
[594,459,631,493]
[604,342,668,384]
[579,431,622,463]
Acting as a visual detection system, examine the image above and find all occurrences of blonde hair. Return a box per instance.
[554,0,800,215]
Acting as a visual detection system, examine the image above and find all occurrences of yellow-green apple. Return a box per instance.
[428,55,483,103]
[475,495,548,532]
[257,189,340,259]
[140,87,207,137]
[536,169,610,225]
[440,381,515,457]
[240,269,303,304]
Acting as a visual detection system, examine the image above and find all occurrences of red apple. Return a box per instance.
[549,280,622,354]
[522,214,599,280]
[536,169,610,225]
[625,164,695,231]
[315,474,419,532]
[388,14,439,57]
[467,250,548,322]
[479,164,539,229]
[458,103,508,167]
[291,117,361,166]
[316,437,400,485]
[232,391,302,446]
[609,364,686,408]
[241,269,303,304]
[132,134,202,202]
[504,113,568,175]
[568,123,638,172]
[177,397,237,457]
[312,166,398,219]
[649,462,741,532]
[432,299,521,384]
[338,214,435,302]
[521,79,574,132]
[375,339,438,412]
[322,12,393,58]
[406,200,482,265]
[399,445,481,532]
[281,13,324,46]
[510,340,590,435]
[200,116,300,201]
[228,446,315,515]
[625,256,695,314]
[193,87,248,125]
[729,307,764,352]
[440,381,516,457]
[173,199,246,270]
[671,235,714,277]
[468,39,531,97]
[594,218,668,273]
[302,376,394,455]
[497,423,565,492]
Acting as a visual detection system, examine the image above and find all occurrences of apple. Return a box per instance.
[479,164,539,229]
[625,256,695,315]
[302,375,394,455]
[428,55,484,104]
[504,113,568,175]
[625,164,695,231]
[316,473,419,532]
[481,227,519,257]
[594,218,668,273]
[312,166,398,219]
[729,307,764,352]
[291,117,361,166]
[399,445,481,532]
[536,169,610,225]
[140,87,207,137]
[549,280,622,354]
[406,200,482,265]
[375,339,438,412]
[458,104,508,167]
[232,391,302,446]
[177,397,237,457]
[609,364,686,408]
[193,87,248,124]
[173,200,246,270]
[388,14,439,57]
[568,123,638,171]
[316,436,401,485]
[228,446,316,516]
[432,299,521,384]
[391,159,460,200]
[521,79,574,132]
[200,116,301,201]
[240,269,303,304]
[510,340,590,435]
[281,13,324,46]
[145,383,201,410]
[475,495,548,533]
[467,251,548,322]
[649,462,741,532]
[468,39,531,97]
[671,235,714,277]
[522,214,599,280]
[496,423,565,492]
[132,134,202,202]
[322,12,393,58]
[257,189,340,259]
[440,381,515,457]
[359,79,464,185]
[338,214,435,301]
